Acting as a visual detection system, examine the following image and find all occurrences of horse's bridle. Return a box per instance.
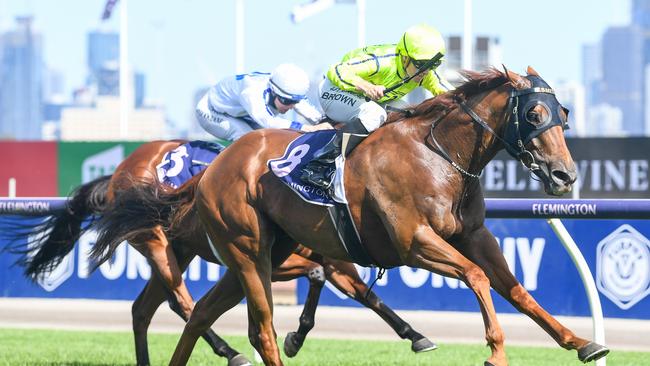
[429,75,569,179]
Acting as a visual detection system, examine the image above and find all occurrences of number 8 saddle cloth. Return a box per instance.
[267,130,343,206]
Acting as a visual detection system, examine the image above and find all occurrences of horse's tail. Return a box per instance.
[91,173,201,269]
[2,175,112,280]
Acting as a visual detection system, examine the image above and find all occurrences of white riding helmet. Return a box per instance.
[269,63,310,102]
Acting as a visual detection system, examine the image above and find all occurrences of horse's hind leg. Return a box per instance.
[322,257,437,353]
[168,249,249,364]
[460,226,609,363]
[230,235,283,366]
[144,226,194,317]
[138,227,250,365]
[131,252,249,366]
[274,248,434,357]
[170,269,247,366]
[132,278,160,366]
[271,252,326,357]
[170,230,294,365]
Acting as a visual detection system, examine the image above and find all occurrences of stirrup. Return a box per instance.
[315,155,338,165]
[300,164,335,189]
[310,177,334,190]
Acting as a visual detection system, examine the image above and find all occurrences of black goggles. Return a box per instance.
[411,58,441,70]
[276,95,301,105]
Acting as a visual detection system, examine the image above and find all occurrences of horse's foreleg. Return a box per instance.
[460,226,609,363]
[323,258,437,353]
[409,227,507,366]
[271,254,325,358]
[170,269,247,366]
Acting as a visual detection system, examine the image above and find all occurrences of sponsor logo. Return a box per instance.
[28,230,75,292]
[320,91,358,107]
[597,224,650,310]
[288,182,329,198]
[483,158,649,195]
[82,145,124,183]
[27,230,221,292]
[0,201,52,214]
[325,236,545,299]
[531,203,597,216]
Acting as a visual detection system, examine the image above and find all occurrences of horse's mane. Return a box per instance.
[386,68,509,123]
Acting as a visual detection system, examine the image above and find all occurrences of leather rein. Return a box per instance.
[428,83,560,179]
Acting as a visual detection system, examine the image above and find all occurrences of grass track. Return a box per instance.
[0,328,646,365]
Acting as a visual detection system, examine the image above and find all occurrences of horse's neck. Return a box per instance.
[428,94,508,177]
[359,90,508,185]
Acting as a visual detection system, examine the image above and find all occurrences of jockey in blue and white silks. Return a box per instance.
[196,63,330,142]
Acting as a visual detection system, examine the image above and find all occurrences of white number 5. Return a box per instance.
[156,145,189,180]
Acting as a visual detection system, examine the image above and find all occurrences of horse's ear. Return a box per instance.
[502,64,525,88]
[526,66,540,77]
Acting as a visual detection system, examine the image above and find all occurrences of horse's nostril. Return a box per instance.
[552,170,574,185]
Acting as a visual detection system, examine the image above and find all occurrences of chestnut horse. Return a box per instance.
[5,140,434,366]
[152,67,608,365]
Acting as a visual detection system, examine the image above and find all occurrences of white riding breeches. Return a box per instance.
[318,78,387,133]
[357,101,387,132]
[196,94,256,141]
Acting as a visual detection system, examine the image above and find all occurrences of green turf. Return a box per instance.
[0,328,645,365]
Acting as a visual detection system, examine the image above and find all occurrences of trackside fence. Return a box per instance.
[3,197,650,366]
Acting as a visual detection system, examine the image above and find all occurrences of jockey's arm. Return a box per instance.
[327,56,383,96]
[421,69,455,96]
[293,99,324,124]
[240,87,304,130]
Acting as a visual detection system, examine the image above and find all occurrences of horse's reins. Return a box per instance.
[428,105,482,178]
[428,83,558,179]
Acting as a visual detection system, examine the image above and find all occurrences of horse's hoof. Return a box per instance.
[228,353,252,366]
[283,332,302,358]
[578,341,610,363]
[484,362,496,366]
[411,337,438,353]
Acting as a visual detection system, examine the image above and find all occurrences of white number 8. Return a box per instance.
[270,144,310,177]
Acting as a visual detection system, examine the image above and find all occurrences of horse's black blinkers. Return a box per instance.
[503,75,570,162]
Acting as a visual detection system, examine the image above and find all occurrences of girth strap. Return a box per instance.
[327,202,376,267]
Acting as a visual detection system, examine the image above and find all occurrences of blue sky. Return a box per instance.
[0,0,631,130]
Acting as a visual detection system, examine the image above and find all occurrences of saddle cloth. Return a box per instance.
[156,140,225,188]
[268,131,375,266]
[267,130,343,206]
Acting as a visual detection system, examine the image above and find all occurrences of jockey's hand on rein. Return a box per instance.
[357,81,385,101]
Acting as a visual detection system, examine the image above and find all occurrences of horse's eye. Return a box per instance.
[526,110,539,122]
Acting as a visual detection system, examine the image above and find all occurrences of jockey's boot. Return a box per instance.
[301,118,368,189]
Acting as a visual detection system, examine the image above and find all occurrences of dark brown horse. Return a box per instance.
[6,140,434,366]
[146,67,608,366]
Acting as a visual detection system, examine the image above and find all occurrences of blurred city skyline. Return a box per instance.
[0,0,636,139]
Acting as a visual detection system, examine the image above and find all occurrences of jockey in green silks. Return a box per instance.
[301,23,454,189]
